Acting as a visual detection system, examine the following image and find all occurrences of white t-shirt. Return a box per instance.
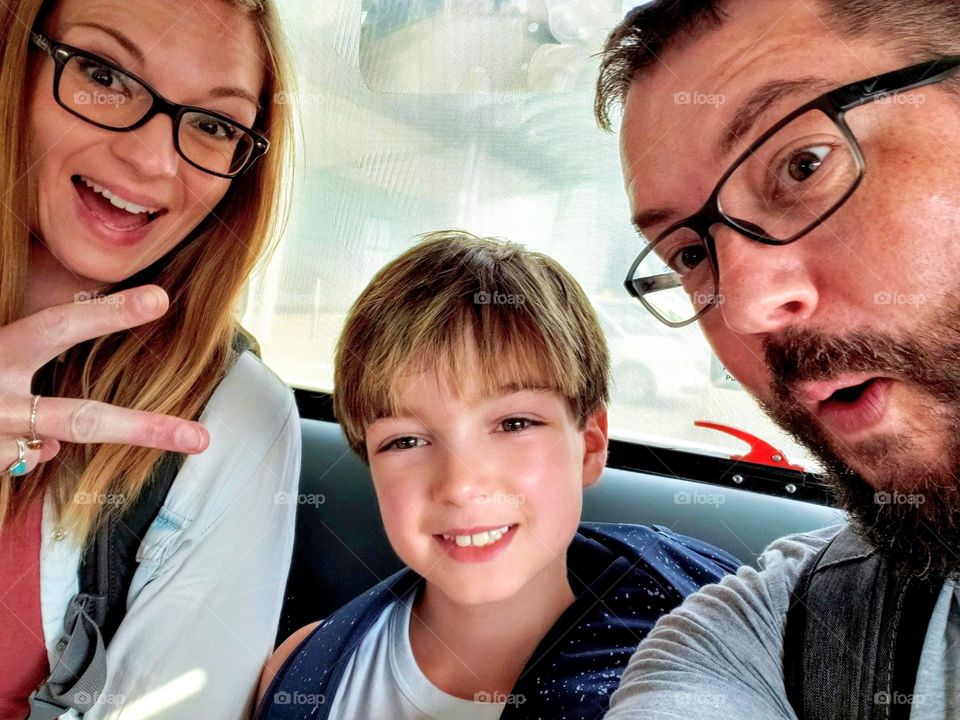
[328,588,508,720]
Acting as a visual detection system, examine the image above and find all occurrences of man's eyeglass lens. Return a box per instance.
[630,108,863,326]
[59,53,258,176]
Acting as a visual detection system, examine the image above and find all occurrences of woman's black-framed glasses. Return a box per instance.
[624,54,960,327]
[30,32,269,178]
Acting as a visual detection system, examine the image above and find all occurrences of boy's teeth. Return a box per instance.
[80,176,159,215]
[448,525,511,547]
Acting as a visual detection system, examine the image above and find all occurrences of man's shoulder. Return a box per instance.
[755,524,845,582]
[674,523,846,626]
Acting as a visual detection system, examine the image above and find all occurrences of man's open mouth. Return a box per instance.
[800,376,892,435]
[824,379,875,405]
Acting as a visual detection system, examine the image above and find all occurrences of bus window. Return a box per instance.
[242,0,821,475]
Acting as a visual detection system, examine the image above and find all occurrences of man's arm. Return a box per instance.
[605,527,841,719]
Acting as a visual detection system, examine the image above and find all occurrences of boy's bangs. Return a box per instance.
[372,296,581,422]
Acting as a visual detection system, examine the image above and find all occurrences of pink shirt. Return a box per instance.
[0,500,49,718]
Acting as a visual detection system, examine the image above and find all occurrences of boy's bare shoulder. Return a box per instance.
[257,621,322,705]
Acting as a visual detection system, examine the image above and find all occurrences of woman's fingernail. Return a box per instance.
[135,288,163,315]
[177,425,207,452]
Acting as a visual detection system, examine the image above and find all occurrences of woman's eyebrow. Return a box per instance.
[63,21,260,111]
[65,21,144,64]
[209,86,261,111]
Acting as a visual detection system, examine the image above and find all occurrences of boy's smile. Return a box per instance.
[436,524,518,562]
[364,344,607,609]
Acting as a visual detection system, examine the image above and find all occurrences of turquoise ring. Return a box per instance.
[4,439,29,478]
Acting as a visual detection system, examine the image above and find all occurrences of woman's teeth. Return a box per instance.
[443,525,511,547]
[80,176,160,215]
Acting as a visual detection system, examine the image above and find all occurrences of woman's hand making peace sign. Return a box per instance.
[0,285,210,479]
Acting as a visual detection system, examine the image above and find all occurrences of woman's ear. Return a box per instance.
[581,406,608,489]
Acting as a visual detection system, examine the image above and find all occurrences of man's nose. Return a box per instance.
[711,225,820,336]
[109,114,180,179]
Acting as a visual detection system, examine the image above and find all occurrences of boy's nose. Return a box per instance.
[432,451,496,506]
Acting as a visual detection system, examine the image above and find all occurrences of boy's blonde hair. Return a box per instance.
[334,231,609,461]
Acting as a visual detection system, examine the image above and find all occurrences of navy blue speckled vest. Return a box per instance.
[257,522,741,720]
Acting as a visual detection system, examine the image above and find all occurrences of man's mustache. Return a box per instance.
[763,327,947,399]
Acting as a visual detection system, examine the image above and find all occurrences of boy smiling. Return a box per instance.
[257,231,739,719]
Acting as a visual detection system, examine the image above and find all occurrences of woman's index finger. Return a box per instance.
[6,286,169,374]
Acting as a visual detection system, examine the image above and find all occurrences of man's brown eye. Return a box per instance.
[788,151,823,181]
[502,418,528,432]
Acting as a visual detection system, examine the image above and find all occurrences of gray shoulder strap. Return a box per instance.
[27,597,105,719]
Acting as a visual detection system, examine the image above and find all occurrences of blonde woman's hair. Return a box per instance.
[334,231,610,462]
[0,0,296,544]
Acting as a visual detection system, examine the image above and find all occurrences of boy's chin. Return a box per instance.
[426,577,524,608]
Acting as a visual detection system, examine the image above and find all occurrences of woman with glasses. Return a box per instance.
[0,0,299,717]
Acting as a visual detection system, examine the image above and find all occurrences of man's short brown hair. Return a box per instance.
[334,231,609,461]
[595,0,960,131]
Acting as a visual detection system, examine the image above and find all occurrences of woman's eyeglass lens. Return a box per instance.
[55,50,259,177]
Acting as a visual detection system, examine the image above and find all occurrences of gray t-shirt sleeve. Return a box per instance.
[604,525,843,720]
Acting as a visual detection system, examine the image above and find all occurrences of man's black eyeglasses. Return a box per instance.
[30,32,269,178]
[624,55,960,327]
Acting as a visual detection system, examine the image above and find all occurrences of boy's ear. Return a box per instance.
[581,406,608,489]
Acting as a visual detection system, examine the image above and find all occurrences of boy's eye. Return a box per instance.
[500,417,538,432]
[384,436,422,452]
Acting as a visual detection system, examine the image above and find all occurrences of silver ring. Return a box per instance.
[27,394,42,450]
[3,439,29,478]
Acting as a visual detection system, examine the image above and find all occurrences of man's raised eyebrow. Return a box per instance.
[718,77,835,159]
[66,22,145,64]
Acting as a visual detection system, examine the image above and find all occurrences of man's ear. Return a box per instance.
[581,406,608,489]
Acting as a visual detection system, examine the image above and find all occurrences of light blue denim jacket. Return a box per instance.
[39,352,301,719]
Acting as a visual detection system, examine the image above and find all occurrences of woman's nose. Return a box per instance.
[109,114,180,178]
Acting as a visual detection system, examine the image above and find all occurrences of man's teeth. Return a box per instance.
[80,176,159,215]
[442,525,511,548]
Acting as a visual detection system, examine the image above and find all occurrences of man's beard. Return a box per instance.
[761,324,960,581]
